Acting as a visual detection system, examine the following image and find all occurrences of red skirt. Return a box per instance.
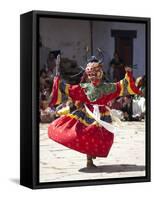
[48,114,114,157]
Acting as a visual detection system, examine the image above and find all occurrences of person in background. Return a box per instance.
[40,99,56,123]
[132,75,145,120]
[47,50,61,76]
[110,51,125,82]
[121,95,133,121]
[40,69,49,90]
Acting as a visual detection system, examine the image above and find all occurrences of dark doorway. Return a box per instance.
[116,37,132,65]
[111,30,137,66]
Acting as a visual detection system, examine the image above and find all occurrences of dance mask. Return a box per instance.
[85,62,103,86]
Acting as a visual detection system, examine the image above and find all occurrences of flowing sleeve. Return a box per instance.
[97,71,141,105]
[118,71,141,96]
[49,76,87,106]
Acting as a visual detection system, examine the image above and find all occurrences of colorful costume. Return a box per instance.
[48,68,140,158]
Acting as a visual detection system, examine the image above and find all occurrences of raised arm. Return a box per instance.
[96,67,141,105]
[118,67,141,96]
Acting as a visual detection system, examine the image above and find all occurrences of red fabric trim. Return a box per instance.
[49,76,60,107]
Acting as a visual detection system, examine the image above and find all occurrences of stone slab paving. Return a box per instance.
[39,121,145,183]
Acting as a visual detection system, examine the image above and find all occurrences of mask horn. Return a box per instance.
[87,56,99,63]
[96,48,104,64]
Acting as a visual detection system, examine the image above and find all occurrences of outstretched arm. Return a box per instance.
[49,76,87,106]
[119,67,141,96]
[96,67,141,105]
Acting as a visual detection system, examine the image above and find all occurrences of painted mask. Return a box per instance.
[85,62,103,86]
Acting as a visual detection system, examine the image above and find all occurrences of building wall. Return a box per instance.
[40,18,145,78]
[92,21,146,78]
[39,17,91,68]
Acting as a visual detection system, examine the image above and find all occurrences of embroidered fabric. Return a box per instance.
[84,104,117,133]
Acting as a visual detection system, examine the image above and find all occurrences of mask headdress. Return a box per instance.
[87,55,99,63]
[96,48,105,64]
[70,48,105,79]
[85,50,105,85]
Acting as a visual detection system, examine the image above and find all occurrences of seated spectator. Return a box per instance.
[121,96,133,121]
[40,100,56,123]
[40,69,48,90]
[107,97,124,121]
[47,50,60,76]
[132,75,146,121]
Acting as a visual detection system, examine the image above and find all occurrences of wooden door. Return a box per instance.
[116,37,133,65]
[111,30,137,66]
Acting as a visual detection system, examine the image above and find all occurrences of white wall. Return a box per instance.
[93,21,145,78]
[40,18,91,66]
[40,19,145,78]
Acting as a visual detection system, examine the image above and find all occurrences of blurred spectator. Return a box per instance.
[132,75,146,121]
[40,69,48,91]
[108,96,133,121]
[109,97,124,110]
[121,96,133,121]
[40,100,56,123]
[46,50,61,76]
[110,51,125,82]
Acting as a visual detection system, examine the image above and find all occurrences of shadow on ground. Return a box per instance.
[9,178,20,184]
[79,164,145,173]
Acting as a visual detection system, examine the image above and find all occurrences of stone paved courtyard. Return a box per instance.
[39,121,145,183]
